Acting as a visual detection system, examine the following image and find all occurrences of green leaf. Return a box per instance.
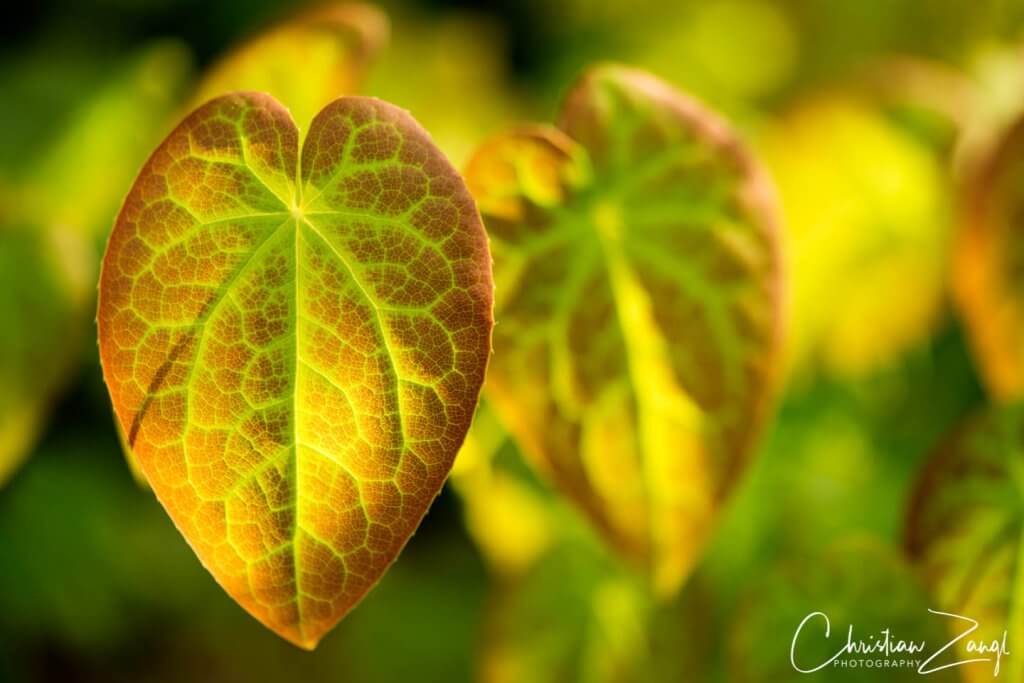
[476,512,716,683]
[193,3,388,135]
[21,42,193,245]
[0,223,92,485]
[0,43,190,487]
[906,403,1024,683]
[464,64,784,596]
[955,116,1024,401]
[480,542,651,683]
[97,92,493,648]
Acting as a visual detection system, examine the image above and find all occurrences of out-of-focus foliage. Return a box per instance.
[0,224,91,485]
[451,403,555,578]
[193,3,388,130]
[633,0,798,120]
[954,113,1024,400]
[458,317,985,682]
[906,402,1024,683]
[365,8,528,165]
[729,538,959,682]
[466,64,783,597]
[6,0,1024,680]
[480,542,645,683]
[453,409,714,683]
[17,43,192,246]
[0,43,190,486]
[759,94,952,378]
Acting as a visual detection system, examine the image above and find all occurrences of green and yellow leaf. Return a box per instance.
[465,64,784,596]
[954,116,1024,400]
[758,94,951,378]
[449,402,555,578]
[97,92,493,648]
[906,403,1024,683]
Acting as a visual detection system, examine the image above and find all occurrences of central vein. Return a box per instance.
[290,173,305,638]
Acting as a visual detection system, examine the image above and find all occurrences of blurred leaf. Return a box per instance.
[97,92,492,648]
[637,0,798,108]
[455,403,713,682]
[954,114,1024,400]
[465,64,784,597]
[729,537,960,682]
[21,41,193,245]
[193,3,388,133]
[0,224,92,485]
[450,403,556,578]
[0,42,191,487]
[364,9,528,165]
[0,438,206,650]
[477,516,717,683]
[906,402,1024,682]
[759,94,952,377]
[953,42,1024,177]
[479,542,650,683]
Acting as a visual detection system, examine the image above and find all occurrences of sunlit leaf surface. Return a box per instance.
[906,403,1024,683]
[193,4,388,134]
[97,92,493,648]
[955,117,1024,400]
[465,64,784,596]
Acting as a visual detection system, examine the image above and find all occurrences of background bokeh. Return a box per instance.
[2,0,1024,681]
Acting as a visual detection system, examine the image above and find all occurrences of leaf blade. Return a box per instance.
[98,92,492,648]
[466,65,783,595]
[955,116,1024,400]
[906,403,1024,683]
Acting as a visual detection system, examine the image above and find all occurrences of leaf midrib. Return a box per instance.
[166,130,417,643]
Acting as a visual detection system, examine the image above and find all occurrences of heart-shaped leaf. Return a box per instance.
[97,92,493,648]
[955,117,1024,400]
[464,64,784,595]
[193,3,388,132]
[906,403,1024,683]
